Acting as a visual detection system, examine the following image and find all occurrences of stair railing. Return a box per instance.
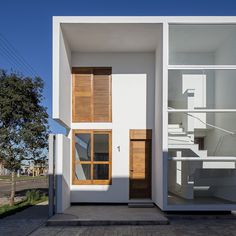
[168,106,236,155]
[168,107,235,136]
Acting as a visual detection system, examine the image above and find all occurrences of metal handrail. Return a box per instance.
[168,107,236,135]
[168,106,236,155]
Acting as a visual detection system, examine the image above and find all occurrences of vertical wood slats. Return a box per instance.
[129,129,152,199]
[72,67,112,122]
[130,129,152,140]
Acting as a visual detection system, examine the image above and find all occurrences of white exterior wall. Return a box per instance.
[152,24,165,209]
[52,17,236,211]
[53,23,71,128]
[55,134,71,213]
[70,52,156,202]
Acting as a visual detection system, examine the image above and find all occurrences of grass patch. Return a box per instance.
[0,191,48,219]
[0,175,11,180]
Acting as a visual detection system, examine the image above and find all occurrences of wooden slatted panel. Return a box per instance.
[130,129,152,140]
[73,69,92,122]
[93,69,111,122]
[72,67,112,123]
[130,139,151,199]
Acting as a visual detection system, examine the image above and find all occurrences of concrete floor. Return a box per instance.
[47,205,169,226]
[168,193,235,205]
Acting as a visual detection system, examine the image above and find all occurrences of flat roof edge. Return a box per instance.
[53,16,236,24]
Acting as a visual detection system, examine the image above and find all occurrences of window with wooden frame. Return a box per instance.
[72,130,112,185]
[72,67,112,122]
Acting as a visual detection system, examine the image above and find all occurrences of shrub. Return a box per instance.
[26,190,40,203]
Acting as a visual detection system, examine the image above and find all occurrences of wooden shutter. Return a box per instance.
[72,67,112,122]
[72,68,92,122]
[93,68,111,122]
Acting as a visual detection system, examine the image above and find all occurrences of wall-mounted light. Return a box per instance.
[117,146,120,152]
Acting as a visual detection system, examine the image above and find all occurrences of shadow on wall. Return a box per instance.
[70,174,152,203]
[50,175,153,214]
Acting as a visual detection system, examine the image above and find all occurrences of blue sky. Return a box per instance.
[0,0,235,134]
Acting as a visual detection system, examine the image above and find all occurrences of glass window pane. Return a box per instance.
[94,134,109,161]
[93,164,109,180]
[168,70,236,110]
[75,163,91,180]
[169,24,236,65]
[168,112,236,205]
[75,133,91,161]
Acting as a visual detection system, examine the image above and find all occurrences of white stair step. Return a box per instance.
[168,132,187,136]
[168,137,192,145]
[168,128,184,133]
[168,144,198,152]
[168,124,181,129]
[168,136,191,141]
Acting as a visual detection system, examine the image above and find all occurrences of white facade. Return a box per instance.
[52,16,236,212]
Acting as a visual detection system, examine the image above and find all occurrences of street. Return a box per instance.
[0,177,48,205]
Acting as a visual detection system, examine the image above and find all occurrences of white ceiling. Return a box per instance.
[61,23,161,52]
[170,24,236,53]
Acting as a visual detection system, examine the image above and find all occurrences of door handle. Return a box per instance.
[130,169,134,172]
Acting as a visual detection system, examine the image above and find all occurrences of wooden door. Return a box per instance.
[129,130,152,199]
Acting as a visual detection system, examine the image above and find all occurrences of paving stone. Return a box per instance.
[2,202,236,236]
[29,219,236,236]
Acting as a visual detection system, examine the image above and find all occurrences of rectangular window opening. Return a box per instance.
[73,130,112,185]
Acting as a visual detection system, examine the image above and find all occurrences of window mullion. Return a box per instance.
[109,131,111,182]
[91,131,94,182]
[91,69,94,122]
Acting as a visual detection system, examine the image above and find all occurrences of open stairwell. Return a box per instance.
[168,123,207,157]
[168,123,236,201]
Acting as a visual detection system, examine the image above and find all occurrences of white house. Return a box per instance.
[50,16,236,213]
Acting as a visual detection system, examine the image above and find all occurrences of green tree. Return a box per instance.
[0,70,49,206]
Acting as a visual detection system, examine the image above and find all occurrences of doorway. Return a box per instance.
[129,129,152,199]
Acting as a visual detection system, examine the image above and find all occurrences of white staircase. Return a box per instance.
[168,123,236,200]
[168,124,193,144]
[168,123,234,161]
[168,78,236,202]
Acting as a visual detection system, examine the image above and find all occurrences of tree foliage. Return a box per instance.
[0,70,49,204]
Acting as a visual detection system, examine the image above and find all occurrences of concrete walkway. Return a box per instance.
[31,218,236,236]
[0,201,48,236]
[47,205,169,226]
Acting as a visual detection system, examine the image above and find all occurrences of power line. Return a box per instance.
[0,33,39,76]
[0,40,29,76]
[0,36,35,77]
[0,37,35,77]
[0,45,25,75]
[0,33,39,77]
